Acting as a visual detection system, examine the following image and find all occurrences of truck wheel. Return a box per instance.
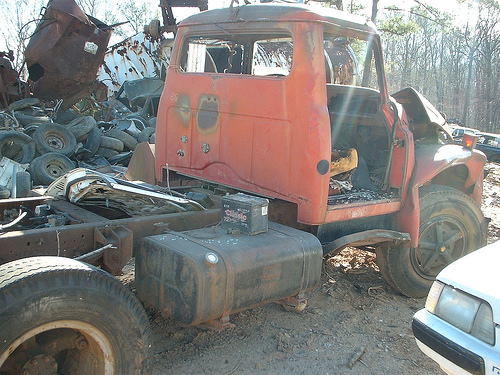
[30,153,75,186]
[33,123,77,157]
[376,185,485,298]
[0,256,151,375]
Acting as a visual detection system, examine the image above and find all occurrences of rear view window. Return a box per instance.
[180,35,293,76]
[183,38,245,73]
[252,38,293,76]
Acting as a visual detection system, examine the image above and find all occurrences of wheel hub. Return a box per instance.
[45,135,64,150]
[412,216,466,279]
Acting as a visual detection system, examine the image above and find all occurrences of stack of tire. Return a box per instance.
[0,100,156,195]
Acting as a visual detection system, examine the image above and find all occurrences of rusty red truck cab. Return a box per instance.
[155,3,487,298]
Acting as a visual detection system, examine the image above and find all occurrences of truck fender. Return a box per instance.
[396,144,486,248]
[322,229,411,256]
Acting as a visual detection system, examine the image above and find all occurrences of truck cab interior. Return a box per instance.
[323,35,394,203]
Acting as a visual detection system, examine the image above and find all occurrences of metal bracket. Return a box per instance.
[278,293,307,313]
[94,226,133,275]
[196,314,231,331]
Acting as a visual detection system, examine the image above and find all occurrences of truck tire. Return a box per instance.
[14,112,51,126]
[148,117,157,128]
[66,116,97,141]
[100,135,124,152]
[79,127,102,158]
[30,153,75,186]
[15,171,31,198]
[376,185,485,298]
[0,256,151,375]
[125,113,148,132]
[8,97,41,111]
[137,127,156,144]
[96,147,119,159]
[24,123,40,137]
[33,123,77,157]
[0,131,36,163]
[106,129,138,150]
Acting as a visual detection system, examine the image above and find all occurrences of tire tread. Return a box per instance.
[0,256,151,374]
[376,185,486,298]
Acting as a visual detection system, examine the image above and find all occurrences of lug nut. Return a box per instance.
[75,336,88,349]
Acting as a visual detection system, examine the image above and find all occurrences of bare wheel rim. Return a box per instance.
[0,320,115,375]
[410,215,467,280]
[45,161,67,178]
[44,132,66,150]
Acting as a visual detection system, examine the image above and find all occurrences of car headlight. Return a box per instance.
[425,281,495,345]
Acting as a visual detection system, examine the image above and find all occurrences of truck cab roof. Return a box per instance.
[179,3,377,35]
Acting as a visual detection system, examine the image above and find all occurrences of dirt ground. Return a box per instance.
[124,162,500,375]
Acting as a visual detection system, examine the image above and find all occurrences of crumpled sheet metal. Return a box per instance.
[24,0,112,104]
[98,33,172,99]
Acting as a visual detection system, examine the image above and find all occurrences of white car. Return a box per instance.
[412,241,500,375]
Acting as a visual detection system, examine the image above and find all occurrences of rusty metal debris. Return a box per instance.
[44,168,205,216]
[24,0,112,109]
[98,34,171,98]
[0,0,213,197]
[327,189,397,206]
[0,51,28,108]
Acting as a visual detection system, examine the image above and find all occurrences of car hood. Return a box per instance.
[392,87,446,127]
[437,242,500,324]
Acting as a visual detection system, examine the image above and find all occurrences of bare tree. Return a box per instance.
[77,0,102,17]
[474,0,500,132]
[0,0,45,72]
[119,0,159,35]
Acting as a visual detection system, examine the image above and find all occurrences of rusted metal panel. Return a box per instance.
[156,17,332,225]
[322,229,411,256]
[24,0,112,106]
[324,198,401,223]
[394,143,486,248]
[124,142,156,184]
[413,144,486,190]
[0,197,48,220]
[0,52,26,108]
[177,4,376,33]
